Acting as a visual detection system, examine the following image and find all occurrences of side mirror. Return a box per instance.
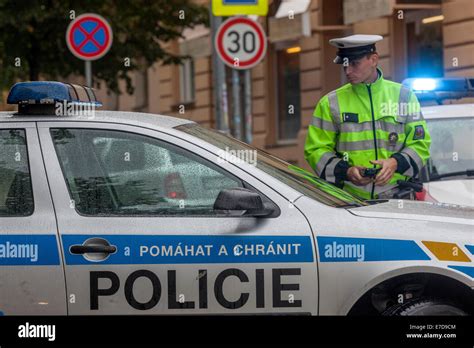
[213,187,275,217]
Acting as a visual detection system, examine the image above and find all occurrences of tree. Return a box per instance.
[0,0,208,94]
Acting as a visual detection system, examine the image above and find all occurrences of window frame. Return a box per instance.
[274,44,302,143]
[179,57,196,104]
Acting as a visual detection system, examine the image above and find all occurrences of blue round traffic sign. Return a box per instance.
[66,13,113,61]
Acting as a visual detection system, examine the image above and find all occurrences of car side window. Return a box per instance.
[50,128,243,216]
[0,129,34,216]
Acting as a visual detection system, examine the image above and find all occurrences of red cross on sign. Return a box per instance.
[66,13,113,61]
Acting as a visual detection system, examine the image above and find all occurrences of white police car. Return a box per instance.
[403,78,474,207]
[0,81,472,316]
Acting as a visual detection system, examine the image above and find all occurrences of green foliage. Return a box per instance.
[0,0,209,94]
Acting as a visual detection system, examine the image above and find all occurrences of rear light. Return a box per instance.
[415,188,437,202]
[415,190,425,201]
[164,173,187,199]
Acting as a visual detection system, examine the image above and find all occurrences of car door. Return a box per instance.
[37,121,318,315]
[0,122,66,315]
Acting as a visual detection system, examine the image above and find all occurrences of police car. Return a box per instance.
[403,78,474,207]
[0,81,472,316]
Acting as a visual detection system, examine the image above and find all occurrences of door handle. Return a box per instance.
[70,244,117,254]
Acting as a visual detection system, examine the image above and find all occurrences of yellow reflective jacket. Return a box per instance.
[304,68,431,200]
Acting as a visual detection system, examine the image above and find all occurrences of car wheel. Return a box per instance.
[382,297,467,316]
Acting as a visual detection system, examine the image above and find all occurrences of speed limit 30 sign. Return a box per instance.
[215,17,267,70]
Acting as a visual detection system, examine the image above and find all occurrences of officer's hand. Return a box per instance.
[371,159,397,186]
[347,166,373,186]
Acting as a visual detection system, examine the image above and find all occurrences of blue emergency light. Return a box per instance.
[402,77,474,104]
[410,78,437,91]
[7,81,102,115]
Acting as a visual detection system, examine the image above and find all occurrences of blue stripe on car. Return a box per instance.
[448,265,474,279]
[62,235,314,265]
[317,236,431,262]
[0,235,60,266]
[465,245,474,256]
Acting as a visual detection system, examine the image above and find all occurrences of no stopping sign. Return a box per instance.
[66,13,113,61]
[215,16,267,70]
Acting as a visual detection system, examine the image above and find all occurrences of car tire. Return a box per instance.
[382,297,467,316]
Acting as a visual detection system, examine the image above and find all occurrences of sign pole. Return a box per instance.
[232,69,242,140]
[85,61,92,88]
[244,69,252,144]
[210,10,230,134]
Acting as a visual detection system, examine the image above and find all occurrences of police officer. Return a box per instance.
[304,34,431,200]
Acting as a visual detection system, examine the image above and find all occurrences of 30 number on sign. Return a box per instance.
[227,30,256,54]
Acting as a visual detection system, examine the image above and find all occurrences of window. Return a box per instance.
[179,58,195,103]
[425,117,474,178]
[0,129,34,216]
[50,128,242,216]
[177,123,366,208]
[405,8,444,78]
[276,47,301,140]
[134,68,148,111]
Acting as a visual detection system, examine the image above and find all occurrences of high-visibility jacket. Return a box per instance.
[304,68,431,200]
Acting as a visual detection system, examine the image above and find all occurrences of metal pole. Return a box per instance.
[221,81,229,133]
[85,61,92,87]
[232,69,242,140]
[210,9,230,134]
[244,69,252,144]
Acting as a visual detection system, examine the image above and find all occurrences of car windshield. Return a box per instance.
[176,124,367,208]
[425,117,474,178]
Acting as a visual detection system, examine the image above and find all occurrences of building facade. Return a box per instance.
[5,0,473,172]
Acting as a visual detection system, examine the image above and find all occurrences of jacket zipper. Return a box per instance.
[366,84,377,199]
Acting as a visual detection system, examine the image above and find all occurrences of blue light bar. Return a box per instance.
[402,77,474,103]
[7,81,102,107]
[402,77,473,92]
[411,78,436,91]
